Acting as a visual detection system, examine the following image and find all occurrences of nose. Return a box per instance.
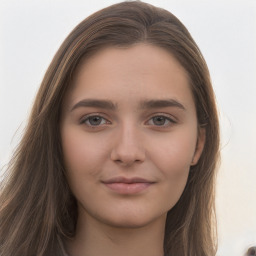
[110,124,146,166]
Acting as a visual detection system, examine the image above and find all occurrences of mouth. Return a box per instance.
[102,177,155,195]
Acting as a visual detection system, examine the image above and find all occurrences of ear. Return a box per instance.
[191,127,206,166]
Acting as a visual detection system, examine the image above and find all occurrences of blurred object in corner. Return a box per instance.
[246,247,256,256]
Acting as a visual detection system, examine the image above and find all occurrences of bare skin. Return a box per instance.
[66,211,166,256]
[60,43,205,256]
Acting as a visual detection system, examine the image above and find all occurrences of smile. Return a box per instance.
[102,177,155,195]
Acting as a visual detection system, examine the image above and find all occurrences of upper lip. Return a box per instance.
[102,177,154,184]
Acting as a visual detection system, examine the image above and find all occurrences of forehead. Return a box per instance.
[74,43,189,84]
[64,43,194,111]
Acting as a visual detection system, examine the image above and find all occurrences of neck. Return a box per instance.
[66,211,166,256]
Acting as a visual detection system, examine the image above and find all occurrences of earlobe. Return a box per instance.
[191,128,206,166]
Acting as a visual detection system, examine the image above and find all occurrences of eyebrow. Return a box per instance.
[71,99,116,111]
[70,98,186,112]
[139,99,186,110]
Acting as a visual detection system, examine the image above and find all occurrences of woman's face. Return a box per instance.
[60,43,205,229]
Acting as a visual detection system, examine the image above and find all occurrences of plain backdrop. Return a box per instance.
[0,1,255,255]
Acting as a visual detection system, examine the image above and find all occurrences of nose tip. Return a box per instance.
[111,145,146,166]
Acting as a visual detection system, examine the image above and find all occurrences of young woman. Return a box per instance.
[0,1,220,256]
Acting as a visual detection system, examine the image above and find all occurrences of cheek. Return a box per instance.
[148,129,197,201]
[61,126,108,178]
[150,129,197,174]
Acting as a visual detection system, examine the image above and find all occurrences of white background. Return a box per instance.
[0,1,255,255]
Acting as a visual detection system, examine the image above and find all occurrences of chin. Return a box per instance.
[97,210,167,229]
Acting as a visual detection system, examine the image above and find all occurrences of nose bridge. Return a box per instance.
[111,120,145,165]
[120,121,139,146]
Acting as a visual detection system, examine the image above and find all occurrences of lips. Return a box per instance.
[102,177,155,194]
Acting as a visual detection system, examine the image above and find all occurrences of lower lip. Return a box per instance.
[103,182,153,194]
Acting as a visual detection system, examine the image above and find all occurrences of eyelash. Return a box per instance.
[80,114,176,128]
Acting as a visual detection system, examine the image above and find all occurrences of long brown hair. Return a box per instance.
[0,1,220,256]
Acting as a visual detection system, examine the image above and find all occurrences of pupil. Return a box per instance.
[89,116,102,125]
[153,116,165,125]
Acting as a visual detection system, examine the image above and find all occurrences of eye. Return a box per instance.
[147,115,176,127]
[80,115,109,127]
